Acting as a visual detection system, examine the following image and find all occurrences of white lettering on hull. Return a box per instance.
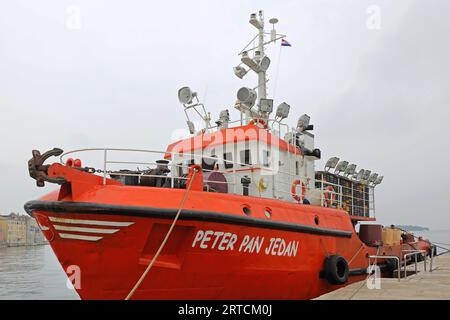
[192,229,299,257]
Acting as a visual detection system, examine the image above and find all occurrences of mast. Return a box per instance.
[234,10,286,122]
[256,10,267,102]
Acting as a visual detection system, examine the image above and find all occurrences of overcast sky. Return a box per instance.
[1,0,449,229]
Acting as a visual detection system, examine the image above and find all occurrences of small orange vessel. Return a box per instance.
[25,10,433,300]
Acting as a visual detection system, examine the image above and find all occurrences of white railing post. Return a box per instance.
[103,149,108,185]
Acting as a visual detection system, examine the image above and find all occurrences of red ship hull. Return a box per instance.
[25,165,431,300]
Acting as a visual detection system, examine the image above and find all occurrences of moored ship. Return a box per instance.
[25,10,433,300]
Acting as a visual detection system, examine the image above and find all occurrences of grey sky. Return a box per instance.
[1,0,449,229]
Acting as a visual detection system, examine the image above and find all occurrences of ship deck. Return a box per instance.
[316,253,450,300]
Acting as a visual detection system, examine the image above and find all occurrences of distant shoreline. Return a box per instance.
[395,225,429,231]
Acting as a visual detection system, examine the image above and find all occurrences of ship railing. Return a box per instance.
[369,255,401,281]
[61,148,243,189]
[402,250,429,277]
[60,148,345,207]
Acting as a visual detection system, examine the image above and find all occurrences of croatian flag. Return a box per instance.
[281,38,292,47]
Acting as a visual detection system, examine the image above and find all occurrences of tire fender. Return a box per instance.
[323,254,349,285]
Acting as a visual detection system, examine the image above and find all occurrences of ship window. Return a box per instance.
[177,163,183,176]
[242,205,251,216]
[262,150,270,167]
[295,161,299,175]
[240,149,251,166]
[223,152,233,169]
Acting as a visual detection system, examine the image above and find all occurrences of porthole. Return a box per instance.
[314,215,319,225]
[264,208,272,219]
[242,205,251,216]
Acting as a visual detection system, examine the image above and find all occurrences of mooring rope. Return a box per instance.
[347,246,380,300]
[125,169,198,300]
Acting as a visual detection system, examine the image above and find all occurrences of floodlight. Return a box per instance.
[249,13,262,29]
[362,170,371,181]
[258,98,273,114]
[334,160,349,174]
[325,157,339,171]
[187,121,195,134]
[275,102,290,120]
[344,164,356,177]
[368,173,379,183]
[297,114,311,132]
[237,87,257,108]
[374,175,384,185]
[355,169,365,181]
[259,56,271,72]
[233,65,248,79]
[241,51,260,72]
[178,87,196,105]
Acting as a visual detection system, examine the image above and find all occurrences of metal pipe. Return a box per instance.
[369,255,400,281]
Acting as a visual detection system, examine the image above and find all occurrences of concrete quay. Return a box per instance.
[316,253,450,300]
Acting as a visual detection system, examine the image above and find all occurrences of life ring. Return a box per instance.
[291,180,306,203]
[324,186,336,207]
[323,255,349,285]
[249,118,268,129]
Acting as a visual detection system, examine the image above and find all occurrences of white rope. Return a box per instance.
[348,246,380,300]
[125,169,198,300]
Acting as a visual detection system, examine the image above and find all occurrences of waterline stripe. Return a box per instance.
[53,225,119,234]
[49,216,134,227]
[58,233,103,241]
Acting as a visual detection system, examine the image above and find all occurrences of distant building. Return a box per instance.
[0,213,47,246]
[26,217,46,245]
[6,213,28,246]
[0,215,8,247]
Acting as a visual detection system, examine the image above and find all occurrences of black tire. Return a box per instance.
[323,255,349,285]
[385,258,398,272]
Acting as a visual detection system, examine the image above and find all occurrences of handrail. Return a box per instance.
[402,250,427,277]
[369,255,401,281]
[58,147,371,212]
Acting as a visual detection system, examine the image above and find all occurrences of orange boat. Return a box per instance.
[25,10,433,300]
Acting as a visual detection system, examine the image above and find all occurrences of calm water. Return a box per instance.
[0,230,449,300]
[0,245,79,300]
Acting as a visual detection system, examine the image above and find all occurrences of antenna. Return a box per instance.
[234,10,286,123]
[269,18,278,41]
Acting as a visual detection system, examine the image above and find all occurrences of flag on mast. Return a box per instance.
[281,38,292,47]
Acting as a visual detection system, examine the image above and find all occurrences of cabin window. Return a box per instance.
[177,163,183,176]
[240,149,252,166]
[295,161,299,176]
[262,150,270,167]
[223,152,233,169]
